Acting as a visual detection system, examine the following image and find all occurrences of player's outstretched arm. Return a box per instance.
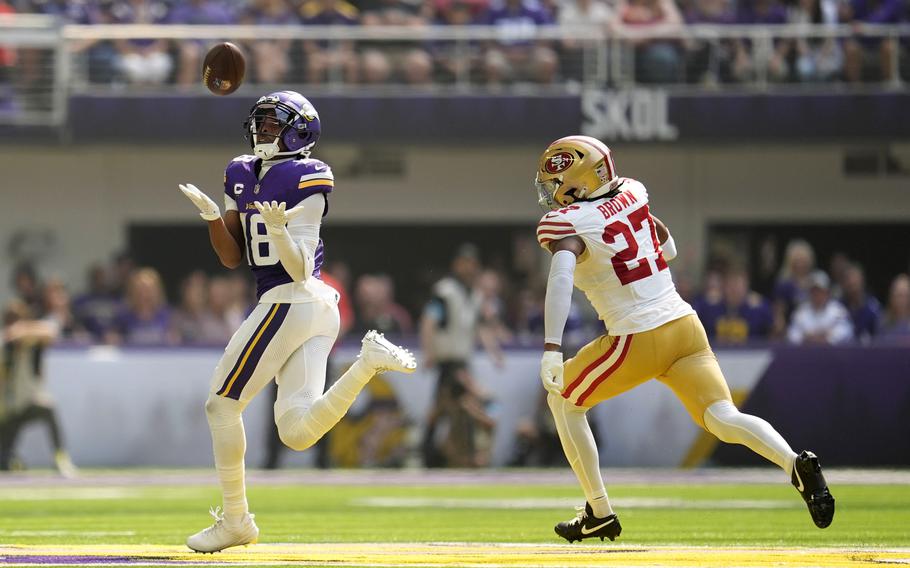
[254,200,314,282]
[4,319,60,345]
[540,236,585,395]
[178,183,244,268]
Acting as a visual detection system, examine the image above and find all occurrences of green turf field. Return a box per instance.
[0,471,908,566]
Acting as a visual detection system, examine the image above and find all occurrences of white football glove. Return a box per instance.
[254,200,306,235]
[178,183,220,221]
[540,351,565,395]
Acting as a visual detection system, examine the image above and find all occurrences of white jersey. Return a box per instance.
[537,178,694,336]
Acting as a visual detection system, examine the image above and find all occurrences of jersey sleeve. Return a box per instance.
[296,161,334,200]
[223,156,253,211]
[536,210,580,248]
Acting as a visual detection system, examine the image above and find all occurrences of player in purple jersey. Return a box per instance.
[177,91,417,553]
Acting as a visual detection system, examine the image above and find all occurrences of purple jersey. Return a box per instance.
[696,294,773,343]
[113,306,173,345]
[224,155,334,299]
[480,0,554,46]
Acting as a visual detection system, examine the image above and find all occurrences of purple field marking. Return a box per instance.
[0,556,196,565]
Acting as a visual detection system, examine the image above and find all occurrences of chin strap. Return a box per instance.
[253,141,280,160]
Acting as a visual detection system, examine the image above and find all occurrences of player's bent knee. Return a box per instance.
[204,394,243,429]
[702,400,741,442]
[546,391,564,415]
[548,391,586,417]
[275,411,318,452]
[278,430,317,452]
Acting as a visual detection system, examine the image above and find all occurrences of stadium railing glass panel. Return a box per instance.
[0,16,907,110]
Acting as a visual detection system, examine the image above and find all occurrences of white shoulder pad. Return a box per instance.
[618,177,649,202]
[537,202,607,249]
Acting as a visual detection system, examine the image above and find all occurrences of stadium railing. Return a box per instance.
[0,14,69,127]
[1,16,908,127]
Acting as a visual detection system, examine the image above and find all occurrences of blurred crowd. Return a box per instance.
[1,0,907,90]
[4,238,910,350]
[689,239,910,347]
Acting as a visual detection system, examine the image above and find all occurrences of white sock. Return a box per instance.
[703,400,798,475]
[276,359,374,451]
[204,395,249,523]
[547,393,614,518]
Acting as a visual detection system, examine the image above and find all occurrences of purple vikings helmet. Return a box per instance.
[243,90,321,160]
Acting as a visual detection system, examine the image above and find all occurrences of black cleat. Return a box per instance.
[791,450,835,528]
[554,503,622,543]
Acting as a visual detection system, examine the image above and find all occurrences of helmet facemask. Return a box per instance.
[244,96,318,161]
[250,106,284,160]
[535,176,564,211]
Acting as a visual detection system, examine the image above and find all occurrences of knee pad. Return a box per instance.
[547,391,586,418]
[547,391,565,417]
[703,400,740,441]
[275,410,318,452]
[205,394,244,430]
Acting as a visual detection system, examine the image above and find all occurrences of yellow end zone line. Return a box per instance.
[1,544,909,567]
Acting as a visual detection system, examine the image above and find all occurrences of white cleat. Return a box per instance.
[186,507,259,553]
[359,330,417,373]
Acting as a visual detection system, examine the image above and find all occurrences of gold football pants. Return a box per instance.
[561,314,732,427]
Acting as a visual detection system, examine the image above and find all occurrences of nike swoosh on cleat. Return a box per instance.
[581,518,616,535]
[795,472,805,493]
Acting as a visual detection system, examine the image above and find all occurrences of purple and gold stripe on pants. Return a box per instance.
[216,303,290,400]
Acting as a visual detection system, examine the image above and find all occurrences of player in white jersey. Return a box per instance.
[534,135,835,543]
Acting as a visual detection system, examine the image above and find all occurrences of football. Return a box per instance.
[202,42,245,96]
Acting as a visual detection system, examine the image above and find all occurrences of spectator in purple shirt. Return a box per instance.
[108,268,176,346]
[480,0,558,84]
[877,274,910,345]
[111,0,173,84]
[300,0,361,84]
[840,263,881,344]
[167,0,236,87]
[72,264,122,341]
[696,269,773,344]
[843,0,903,82]
[690,269,724,317]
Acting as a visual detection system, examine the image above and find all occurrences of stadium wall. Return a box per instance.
[17,346,909,468]
[1,144,907,299]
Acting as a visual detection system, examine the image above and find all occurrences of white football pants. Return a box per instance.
[203,297,374,523]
